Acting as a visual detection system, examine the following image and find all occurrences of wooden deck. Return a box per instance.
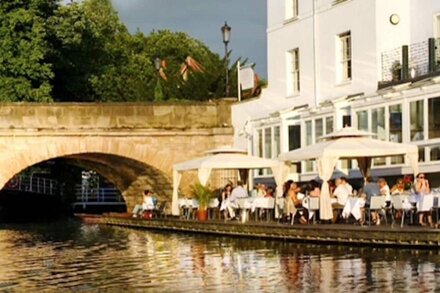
[76,214,440,248]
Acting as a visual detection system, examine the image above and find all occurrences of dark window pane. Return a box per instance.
[288,125,301,150]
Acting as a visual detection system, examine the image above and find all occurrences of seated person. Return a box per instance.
[132,189,156,217]
[360,176,380,206]
[220,184,233,219]
[378,178,391,204]
[284,181,307,224]
[256,183,267,197]
[308,180,321,197]
[226,181,248,220]
[332,178,350,207]
[265,187,274,198]
[331,178,350,223]
[391,178,405,195]
[341,177,353,195]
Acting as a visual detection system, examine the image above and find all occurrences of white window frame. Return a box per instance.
[287,48,300,96]
[254,124,281,177]
[336,31,352,83]
[434,13,440,39]
[285,0,298,20]
[300,115,334,173]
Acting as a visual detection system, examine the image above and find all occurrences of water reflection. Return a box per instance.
[0,220,440,291]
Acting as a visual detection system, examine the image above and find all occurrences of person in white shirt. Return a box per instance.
[226,181,248,220]
[372,178,390,225]
[378,178,391,201]
[332,178,350,206]
[341,177,353,195]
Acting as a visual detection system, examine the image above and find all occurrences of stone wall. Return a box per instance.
[0,100,232,131]
[0,101,234,212]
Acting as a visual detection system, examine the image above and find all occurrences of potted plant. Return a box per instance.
[191,182,212,222]
[391,61,402,81]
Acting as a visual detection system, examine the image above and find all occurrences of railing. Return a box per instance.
[73,185,124,206]
[380,38,440,87]
[4,175,58,195]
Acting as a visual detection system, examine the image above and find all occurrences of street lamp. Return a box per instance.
[221,21,231,97]
[154,57,163,101]
[154,57,161,71]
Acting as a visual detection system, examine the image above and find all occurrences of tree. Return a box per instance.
[48,0,144,102]
[0,0,256,102]
[0,0,58,102]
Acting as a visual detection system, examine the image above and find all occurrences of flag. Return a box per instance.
[239,66,255,90]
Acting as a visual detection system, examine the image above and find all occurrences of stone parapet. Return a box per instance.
[0,100,233,131]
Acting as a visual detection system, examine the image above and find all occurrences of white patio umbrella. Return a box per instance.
[171,147,289,215]
[279,127,419,221]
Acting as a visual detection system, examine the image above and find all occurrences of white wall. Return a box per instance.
[232,0,440,148]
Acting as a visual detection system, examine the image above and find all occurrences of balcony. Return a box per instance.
[379,38,440,89]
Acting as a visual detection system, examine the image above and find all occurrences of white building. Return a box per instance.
[232,0,440,184]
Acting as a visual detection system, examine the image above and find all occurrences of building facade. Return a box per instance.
[232,0,440,183]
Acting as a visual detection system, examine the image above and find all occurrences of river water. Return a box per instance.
[0,219,440,292]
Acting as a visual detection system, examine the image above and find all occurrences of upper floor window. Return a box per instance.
[286,0,298,20]
[337,31,352,82]
[287,48,300,95]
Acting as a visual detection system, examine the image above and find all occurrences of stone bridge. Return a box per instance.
[0,101,233,212]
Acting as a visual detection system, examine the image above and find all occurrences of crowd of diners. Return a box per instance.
[218,173,436,227]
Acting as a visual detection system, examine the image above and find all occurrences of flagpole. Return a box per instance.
[237,61,241,102]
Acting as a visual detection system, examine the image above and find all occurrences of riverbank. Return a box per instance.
[76,214,440,248]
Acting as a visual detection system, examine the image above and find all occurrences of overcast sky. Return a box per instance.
[110,0,267,78]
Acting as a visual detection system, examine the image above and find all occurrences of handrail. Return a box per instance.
[4,175,58,195]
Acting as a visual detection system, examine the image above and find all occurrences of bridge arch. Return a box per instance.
[0,137,174,211]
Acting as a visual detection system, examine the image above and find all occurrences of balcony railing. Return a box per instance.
[380,38,440,88]
[73,184,124,204]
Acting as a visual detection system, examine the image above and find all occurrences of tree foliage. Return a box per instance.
[0,0,57,102]
[0,0,247,102]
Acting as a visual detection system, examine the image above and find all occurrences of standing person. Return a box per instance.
[414,173,432,226]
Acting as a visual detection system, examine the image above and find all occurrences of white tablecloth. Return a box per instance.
[342,197,365,220]
[178,198,219,209]
[415,194,434,212]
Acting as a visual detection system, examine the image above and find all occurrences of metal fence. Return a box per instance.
[4,175,58,195]
[74,185,123,204]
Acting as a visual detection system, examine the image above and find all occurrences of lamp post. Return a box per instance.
[154,57,163,101]
[154,57,161,71]
[221,21,231,97]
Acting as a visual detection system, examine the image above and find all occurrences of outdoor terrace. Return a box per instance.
[379,37,440,89]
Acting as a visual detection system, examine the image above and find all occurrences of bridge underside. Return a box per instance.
[61,153,173,211]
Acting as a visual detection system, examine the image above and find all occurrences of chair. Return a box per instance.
[391,195,406,227]
[368,196,386,226]
[153,201,167,218]
[303,197,319,224]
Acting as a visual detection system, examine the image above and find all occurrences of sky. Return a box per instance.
[110,0,268,78]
